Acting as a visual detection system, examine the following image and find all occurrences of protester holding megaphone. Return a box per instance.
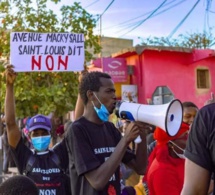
[65,71,148,195]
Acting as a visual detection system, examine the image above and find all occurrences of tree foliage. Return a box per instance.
[0,0,101,117]
[139,29,215,49]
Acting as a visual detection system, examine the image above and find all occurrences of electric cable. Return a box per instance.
[102,0,187,31]
[96,0,115,21]
[119,0,168,37]
[204,1,209,32]
[168,0,200,38]
[208,10,215,13]
[116,0,187,35]
[84,0,100,9]
[116,0,183,26]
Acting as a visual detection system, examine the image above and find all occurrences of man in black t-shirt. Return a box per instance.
[65,71,148,195]
[181,103,215,195]
[4,65,70,195]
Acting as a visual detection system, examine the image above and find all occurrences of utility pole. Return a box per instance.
[99,14,103,67]
[99,14,102,52]
[98,0,115,68]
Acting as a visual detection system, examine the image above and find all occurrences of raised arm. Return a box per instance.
[4,65,21,148]
[74,70,88,120]
[181,158,211,195]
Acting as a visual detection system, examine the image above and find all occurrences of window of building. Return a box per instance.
[152,86,174,105]
[197,69,209,89]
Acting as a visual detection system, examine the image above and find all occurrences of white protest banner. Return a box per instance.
[10,32,85,72]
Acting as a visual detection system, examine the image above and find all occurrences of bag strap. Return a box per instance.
[25,154,37,175]
[25,150,65,175]
[49,149,65,173]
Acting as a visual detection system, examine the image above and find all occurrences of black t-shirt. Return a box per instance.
[10,138,69,195]
[65,116,135,195]
[185,103,215,193]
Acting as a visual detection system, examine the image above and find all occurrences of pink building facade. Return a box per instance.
[91,46,215,108]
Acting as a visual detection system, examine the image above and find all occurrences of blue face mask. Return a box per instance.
[31,135,51,152]
[92,93,110,122]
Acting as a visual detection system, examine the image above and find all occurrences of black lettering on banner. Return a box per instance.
[69,33,84,43]
[46,33,69,43]
[12,32,42,42]
[18,45,42,55]
[68,46,83,55]
[44,46,66,55]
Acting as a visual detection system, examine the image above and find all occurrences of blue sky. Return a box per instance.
[52,0,215,46]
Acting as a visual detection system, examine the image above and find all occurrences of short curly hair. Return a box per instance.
[0,175,38,195]
[79,71,111,105]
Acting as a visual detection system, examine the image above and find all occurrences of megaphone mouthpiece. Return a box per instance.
[168,114,174,122]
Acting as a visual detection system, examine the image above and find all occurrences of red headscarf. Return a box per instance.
[142,122,189,184]
[153,122,189,145]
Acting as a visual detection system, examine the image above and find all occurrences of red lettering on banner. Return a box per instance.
[58,56,68,70]
[31,55,69,71]
[46,55,54,70]
[32,56,42,70]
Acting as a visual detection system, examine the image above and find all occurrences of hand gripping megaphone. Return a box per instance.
[115,99,183,143]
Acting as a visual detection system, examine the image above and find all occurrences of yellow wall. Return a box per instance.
[114,78,130,98]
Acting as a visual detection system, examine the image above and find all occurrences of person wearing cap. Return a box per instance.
[27,114,53,150]
[4,65,70,195]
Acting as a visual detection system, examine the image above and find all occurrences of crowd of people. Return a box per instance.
[0,65,215,195]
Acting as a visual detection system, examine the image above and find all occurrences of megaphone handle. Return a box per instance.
[134,135,142,144]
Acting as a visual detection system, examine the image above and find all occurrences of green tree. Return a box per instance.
[138,29,215,49]
[0,0,101,118]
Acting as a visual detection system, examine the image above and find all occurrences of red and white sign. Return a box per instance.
[10,32,85,72]
[93,57,127,82]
